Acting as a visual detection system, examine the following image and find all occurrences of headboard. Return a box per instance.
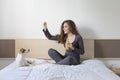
[1,39,120,59]
[15,39,94,59]
[0,40,15,58]
[95,40,120,58]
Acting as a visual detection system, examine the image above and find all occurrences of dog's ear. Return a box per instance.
[20,48,26,53]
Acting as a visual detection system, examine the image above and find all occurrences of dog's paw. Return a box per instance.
[24,49,30,53]
[27,60,33,64]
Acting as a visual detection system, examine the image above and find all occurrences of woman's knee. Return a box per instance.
[48,48,56,56]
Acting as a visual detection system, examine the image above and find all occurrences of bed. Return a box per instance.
[0,59,120,80]
[0,39,120,80]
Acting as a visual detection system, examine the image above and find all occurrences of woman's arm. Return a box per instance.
[74,35,84,55]
[42,22,57,40]
[43,29,57,40]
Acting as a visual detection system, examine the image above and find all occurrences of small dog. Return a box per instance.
[15,48,33,66]
[15,48,49,66]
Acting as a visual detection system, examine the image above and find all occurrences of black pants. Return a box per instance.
[48,48,79,65]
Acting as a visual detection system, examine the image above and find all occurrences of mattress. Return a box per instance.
[0,59,120,80]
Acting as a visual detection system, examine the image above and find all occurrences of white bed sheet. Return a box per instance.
[0,59,120,80]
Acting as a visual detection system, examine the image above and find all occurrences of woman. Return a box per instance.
[43,20,84,65]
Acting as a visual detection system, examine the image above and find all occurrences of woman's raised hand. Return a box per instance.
[43,22,47,31]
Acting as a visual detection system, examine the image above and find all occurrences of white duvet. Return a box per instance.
[0,59,120,80]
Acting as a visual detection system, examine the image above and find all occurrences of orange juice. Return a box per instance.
[65,39,70,51]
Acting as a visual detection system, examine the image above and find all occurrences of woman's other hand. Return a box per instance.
[68,43,75,50]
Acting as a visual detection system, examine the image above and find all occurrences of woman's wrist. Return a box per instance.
[43,28,47,31]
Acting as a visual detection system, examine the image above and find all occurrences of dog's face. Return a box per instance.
[19,48,30,54]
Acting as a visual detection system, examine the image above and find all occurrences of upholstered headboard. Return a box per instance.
[1,39,120,59]
[15,39,94,59]
[94,40,120,58]
[0,40,15,58]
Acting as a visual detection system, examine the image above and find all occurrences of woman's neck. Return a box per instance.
[67,32,74,37]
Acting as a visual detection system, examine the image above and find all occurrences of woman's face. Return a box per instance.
[63,23,71,34]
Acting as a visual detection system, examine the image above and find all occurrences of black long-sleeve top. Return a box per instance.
[43,29,85,63]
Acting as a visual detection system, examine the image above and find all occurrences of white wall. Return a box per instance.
[0,0,120,39]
